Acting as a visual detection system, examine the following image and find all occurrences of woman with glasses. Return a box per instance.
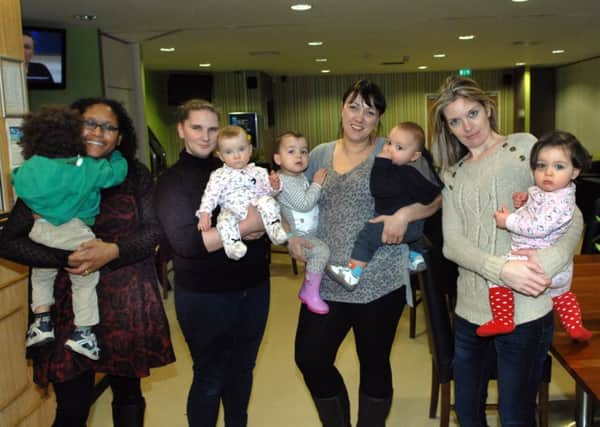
[0,98,175,427]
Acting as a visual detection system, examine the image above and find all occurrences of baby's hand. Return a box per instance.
[198,212,211,232]
[494,205,511,229]
[313,168,327,185]
[269,170,281,192]
[512,192,528,209]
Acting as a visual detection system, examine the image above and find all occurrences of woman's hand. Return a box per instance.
[240,206,265,239]
[500,257,550,296]
[198,212,211,232]
[369,210,409,244]
[287,236,312,262]
[66,239,119,275]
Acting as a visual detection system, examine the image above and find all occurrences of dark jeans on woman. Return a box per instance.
[175,281,270,427]
[453,310,554,427]
[295,286,406,399]
[52,371,142,427]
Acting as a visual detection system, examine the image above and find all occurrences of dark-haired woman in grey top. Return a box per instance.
[289,80,440,426]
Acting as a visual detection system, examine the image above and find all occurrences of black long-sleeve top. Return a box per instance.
[155,150,269,292]
[370,157,442,215]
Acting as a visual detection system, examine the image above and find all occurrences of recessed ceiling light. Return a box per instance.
[458,34,475,40]
[552,49,565,54]
[74,14,96,21]
[160,47,176,52]
[199,63,211,67]
[512,0,528,2]
[433,53,446,58]
[515,62,526,66]
[321,69,331,73]
[315,58,328,62]
[418,66,428,70]
[291,4,312,11]
[308,41,323,46]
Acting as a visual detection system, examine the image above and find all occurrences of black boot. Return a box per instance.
[112,398,146,427]
[356,391,392,427]
[313,390,351,427]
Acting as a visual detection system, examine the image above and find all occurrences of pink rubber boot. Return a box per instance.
[299,272,329,315]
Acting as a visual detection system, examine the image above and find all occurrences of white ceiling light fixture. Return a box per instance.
[199,63,211,67]
[433,53,446,58]
[315,58,328,62]
[458,34,475,40]
[552,49,565,54]
[515,62,526,66]
[291,4,312,11]
[160,47,176,52]
[418,65,428,70]
[321,69,331,73]
[74,14,96,21]
[512,0,528,2]
[308,41,323,46]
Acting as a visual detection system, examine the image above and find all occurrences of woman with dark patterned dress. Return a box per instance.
[0,98,175,427]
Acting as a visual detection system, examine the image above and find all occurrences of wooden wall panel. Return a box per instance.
[0,260,54,427]
[0,0,24,60]
[0,0,24,211]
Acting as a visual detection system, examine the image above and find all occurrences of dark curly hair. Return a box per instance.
[19,105,85,160]
[530,130,592,173]
[70,98,138,161]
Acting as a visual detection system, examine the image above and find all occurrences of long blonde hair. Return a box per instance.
[430,76,498,172]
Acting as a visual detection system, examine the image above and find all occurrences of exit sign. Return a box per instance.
[459,68,472,76]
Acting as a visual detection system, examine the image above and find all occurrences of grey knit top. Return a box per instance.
[305,138,438,304]
[441,133,584,325]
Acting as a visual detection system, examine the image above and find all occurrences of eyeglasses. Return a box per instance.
[83,119,119,133]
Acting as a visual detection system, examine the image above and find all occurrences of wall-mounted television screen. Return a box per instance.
[22,26,66,90]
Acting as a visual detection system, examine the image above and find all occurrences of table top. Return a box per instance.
[550,254,600,400]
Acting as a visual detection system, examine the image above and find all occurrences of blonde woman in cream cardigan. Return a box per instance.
[430,75,583,427]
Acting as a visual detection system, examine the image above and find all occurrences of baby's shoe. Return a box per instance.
[26,314,55,347]
[326,264,360,291]
[409,251,426,272]
[224,240,248,260]
[65,327,100,360]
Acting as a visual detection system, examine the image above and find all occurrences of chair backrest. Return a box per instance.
[420,209,458,384]
[581,197,600,254]
[420,246,456,384]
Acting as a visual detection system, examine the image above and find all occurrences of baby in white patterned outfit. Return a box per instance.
[197,125,287,260]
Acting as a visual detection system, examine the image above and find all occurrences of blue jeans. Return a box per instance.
[453,311,554,427]
[175,281,270,427]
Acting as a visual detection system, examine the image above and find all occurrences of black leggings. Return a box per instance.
[295,287,406,399]
[52,371,143,427]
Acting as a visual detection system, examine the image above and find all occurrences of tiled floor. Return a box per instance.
[88,252,581,426]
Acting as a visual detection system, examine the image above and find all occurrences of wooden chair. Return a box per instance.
[270,244,298,275]
[581,197,599,254]
[408,269,424,339]
[418,245,551,427]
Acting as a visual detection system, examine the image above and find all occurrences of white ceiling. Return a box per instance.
[20,0,600,76]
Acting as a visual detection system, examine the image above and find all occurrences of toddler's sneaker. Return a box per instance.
[26,315,55,347]
[409,251,426,272]
[65,327,100,360]
[326,264,360,291]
